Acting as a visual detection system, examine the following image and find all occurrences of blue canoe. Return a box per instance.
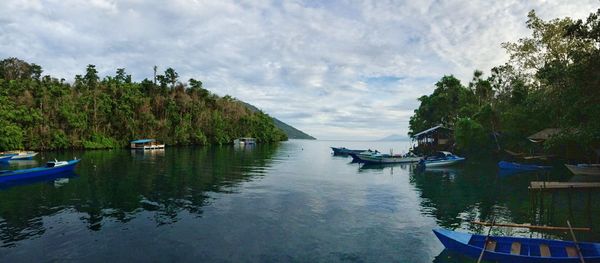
[0,155,12,162]
[0,159,80,184]
[498,161,551,171]
[434,228,600,262]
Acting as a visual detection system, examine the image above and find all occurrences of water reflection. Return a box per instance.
[0,144,279,247]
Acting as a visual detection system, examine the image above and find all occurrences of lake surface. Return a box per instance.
[1,140,599,262]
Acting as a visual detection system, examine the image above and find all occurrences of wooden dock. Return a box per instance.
[529,181,600,190]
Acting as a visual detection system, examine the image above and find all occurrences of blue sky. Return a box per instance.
[1,0,597,140]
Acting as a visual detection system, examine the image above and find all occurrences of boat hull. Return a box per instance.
[565,164,600,176]
[423,157,465,167]
[499,161,551,171]
[357,155,421,164]
[433,228,600,262]
[0,156,12,162]
[331,147,367,156]
[10,152,38,160]
[0,160,80,183]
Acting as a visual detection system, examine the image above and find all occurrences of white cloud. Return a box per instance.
[0,0,597,140]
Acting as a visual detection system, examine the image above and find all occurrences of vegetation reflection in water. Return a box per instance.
[0,144,279,247]
[1,141,599,262]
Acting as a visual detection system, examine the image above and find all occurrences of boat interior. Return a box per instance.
[468,235,599,258]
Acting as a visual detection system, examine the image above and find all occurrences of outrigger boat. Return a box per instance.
[434,228,600,262]
[498,161,552,171]
[419,151,465,167]
[0,159,80,184]
[565,164,600,176]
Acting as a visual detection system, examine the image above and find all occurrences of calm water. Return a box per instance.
[1,140,599,262]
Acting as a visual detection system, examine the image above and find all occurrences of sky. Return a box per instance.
[1,0,598,140]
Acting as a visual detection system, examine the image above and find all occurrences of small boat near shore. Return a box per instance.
[419,151,465,167]
[433,228,600,262]
[0,159,81,184]
[130,139,165,150]
[0,156,12,163]
[1,151,38,160]
[353,152,421,164]
[498,161,552,171]
[331,147,367,156]
[565,164,600,176]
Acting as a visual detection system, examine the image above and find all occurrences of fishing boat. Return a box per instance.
[498,161,552,171]
[565,164,600,176]
[233,137,256,146]
[433,228,600,262]
[419,151,465,167]
[0,159,80,184]
[130,139,165,150]
[354,152,421,164]
[331,147,368,156]
[0,156,12,163]
[349,150,379,162]
[1,151,38,160]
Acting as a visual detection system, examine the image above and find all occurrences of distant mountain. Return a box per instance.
[377,134,410,141]
[242,102,316,140]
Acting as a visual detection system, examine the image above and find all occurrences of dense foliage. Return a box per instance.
[0,60,287,151]
[410,9,600,159]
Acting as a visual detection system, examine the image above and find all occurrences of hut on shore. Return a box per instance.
[412,125,454,155]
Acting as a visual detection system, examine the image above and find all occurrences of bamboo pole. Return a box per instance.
[472,221,591,231]
[477,219,495,263]
[567,220,585,263]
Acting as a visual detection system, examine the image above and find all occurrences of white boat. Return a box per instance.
[420,151,465,167]
[355,151,422,164]
[565,164,600,176]
[233,137,256,145]
[130,139,165,150]
[1,151,38,160]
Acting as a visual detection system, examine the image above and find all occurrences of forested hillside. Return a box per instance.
[409,9,600,159]
[0,59,287,151]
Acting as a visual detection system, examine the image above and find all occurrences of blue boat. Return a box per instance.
[419,151,465,167]
[498,161,551,171]
[330,147,368,156]
[0,159,81,184]
[433,228,600,262]
[0,155,12,162]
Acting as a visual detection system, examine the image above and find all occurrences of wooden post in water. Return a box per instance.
[567,220,585,263]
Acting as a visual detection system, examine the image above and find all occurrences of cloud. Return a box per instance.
[0,0,597,140]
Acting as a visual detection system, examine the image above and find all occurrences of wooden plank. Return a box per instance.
[529,181,600,190]
[511,242,521,255]
[485,240,497,251]
[540,244,551,257]
[472,221,591,231]
[566,246,579,257]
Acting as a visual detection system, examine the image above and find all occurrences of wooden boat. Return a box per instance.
[2,151,38,160]
[354,152,421,164]
[433,228,600,262]
[0,159,80,184]
[420,151,465,167]
[331,147,367,156]
[498,161,551,171]
[130,139,165,150]
[565,164,600,176]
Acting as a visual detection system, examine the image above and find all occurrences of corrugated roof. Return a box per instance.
[527,128,561,141]
[131,139,155,143]
[413,125,452,138]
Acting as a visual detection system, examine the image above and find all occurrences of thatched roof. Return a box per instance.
[527,128,561,142]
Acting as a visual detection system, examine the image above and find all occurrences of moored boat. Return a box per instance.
[420,151,465,167]
[331,147,368,156]
[354,152,421,164]
[2,151,39,160]
[433,228,600,262]
[565,164,600,176]
[234,137,257,146]
[0,159,81,184]
[130,139,165,150]
[498,161,552,171]
[0,156,12,163]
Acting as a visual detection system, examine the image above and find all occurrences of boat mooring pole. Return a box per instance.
[567,220,585,263]
[477,218,495,263]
